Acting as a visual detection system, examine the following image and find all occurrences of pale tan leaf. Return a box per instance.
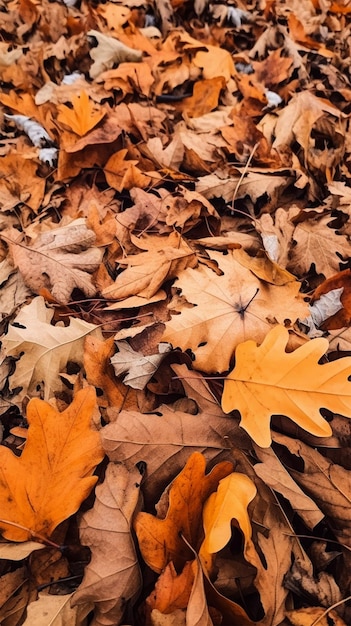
[111,341,171,390]
[72,463,142,626]
[288,215,349,277]
[163,250,308,373]
[2,296,101,400]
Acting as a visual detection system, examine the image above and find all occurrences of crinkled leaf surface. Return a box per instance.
[10,218,103,303]
[72,463,142,626]
[222,324,351,447]
[2,296,101,400]
[101,403,242,507]
[0,387,104,542]
[163,250,308,372]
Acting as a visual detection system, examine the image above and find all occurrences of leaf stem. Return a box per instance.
[0,519,61,549]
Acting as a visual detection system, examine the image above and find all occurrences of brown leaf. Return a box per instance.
[163,250,308,373]
[0,387,104,542]
[72,463,142,626]
[311,269,351,329]
[10,219,103,304]
[101,403,240,507]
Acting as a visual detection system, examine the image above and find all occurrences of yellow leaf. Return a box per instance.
[200,473,257,565]
[134,452,233,573]
[222,325,351,448]
[0,387,104,542]
[56,91,105,137]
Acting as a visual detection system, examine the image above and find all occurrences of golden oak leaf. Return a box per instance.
[56,91,105,137]
[0,387,104,542]
[200,473,257,570]
[134,452,233,573]
[222,325,351,448]
[163,249,308,373]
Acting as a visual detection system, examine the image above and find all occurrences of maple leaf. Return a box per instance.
[56,91,106,136]
[2,296,101,401]
[163,249,308,373]
[222,325,351,447]
[134,452,233,573]
[72,463,142,626]
[0,387,104,542]
[10,218,103,304]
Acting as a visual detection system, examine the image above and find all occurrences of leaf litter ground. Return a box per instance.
[1,0,351,624]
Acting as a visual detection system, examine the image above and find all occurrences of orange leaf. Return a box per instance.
[0,387,104,542]
[222,325,351,447]
[57,91,106,137]
[134,452,233,573]
[200,473,257,569]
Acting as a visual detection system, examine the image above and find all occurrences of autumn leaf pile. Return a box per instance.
[2,0,351,623]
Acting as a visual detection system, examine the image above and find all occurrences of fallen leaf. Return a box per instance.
[222,324,351,447]
[87,30,142,80]
[288,215,349,278]
[163,249,308,373]
[10,218,103,304]
[311,269,351,329]
[253,445,324,529]
[200,472,257,568]
[103,233,196,300]
[0,387,104,542]
[134,452,233,572]
[111,340,171,389]
[0,541,44,560]
[23,592,93,626]
[56,90,105,136]
[2,296,101,400]
[72,463,142,626]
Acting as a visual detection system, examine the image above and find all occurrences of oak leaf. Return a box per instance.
[222,324,351,447]
[200,473,257,569]
[56,90,105,136]
[72,463,142,626]
[134,452,233,573]
[0,387,104,542]
[2,296,101,401]
[163,249,308,372]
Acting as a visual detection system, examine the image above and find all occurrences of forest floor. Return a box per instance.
[1,0,351,624]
